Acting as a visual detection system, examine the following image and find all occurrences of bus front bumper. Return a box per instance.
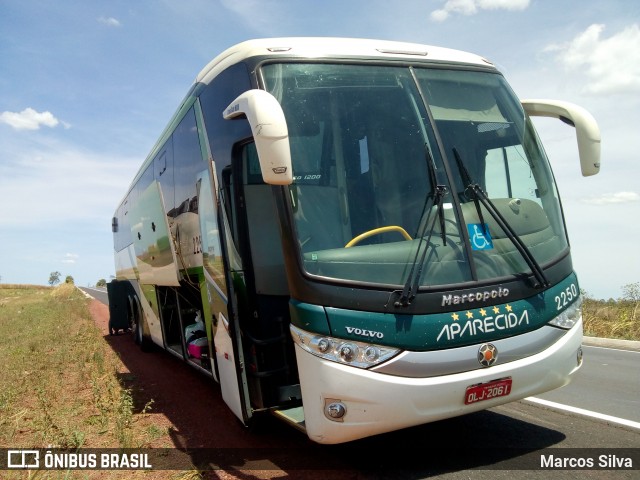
[294,320,583,444]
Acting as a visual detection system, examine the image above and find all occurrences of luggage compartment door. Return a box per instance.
[214,312,247,421]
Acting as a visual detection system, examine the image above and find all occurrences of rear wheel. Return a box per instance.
[130,296,152,351]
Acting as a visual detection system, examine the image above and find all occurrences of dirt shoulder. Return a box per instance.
[89,299,350,479]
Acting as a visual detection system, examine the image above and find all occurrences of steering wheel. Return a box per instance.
[345,226,412,248]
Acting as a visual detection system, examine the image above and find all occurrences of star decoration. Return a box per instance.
[493,306,500,314]
[451,313,459,321]
[466,311,474,319]
[480,308,487,316]
[505,304,513,312]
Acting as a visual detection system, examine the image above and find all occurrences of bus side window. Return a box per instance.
[154,140,174,216]
[221,165,239,246]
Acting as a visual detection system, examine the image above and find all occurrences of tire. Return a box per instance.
[130,296,152,352]
[139,316,153,352]
[129,298,141,345]
[134,316,143,345]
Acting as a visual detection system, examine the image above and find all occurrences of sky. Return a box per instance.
[0,0,638,299]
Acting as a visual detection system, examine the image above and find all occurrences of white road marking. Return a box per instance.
[584,345,640,354]
[77,287,94,299]
[525,397,640,430]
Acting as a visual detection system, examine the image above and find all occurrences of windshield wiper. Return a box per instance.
[452,147,549,289]
[452,148,488,238]
[394,145,448,308]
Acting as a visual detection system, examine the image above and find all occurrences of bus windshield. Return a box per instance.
[262,63,569,288]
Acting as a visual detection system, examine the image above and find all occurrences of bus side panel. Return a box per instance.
[129,181,181,286]
[114,244,137,281]
[139,283,164,346]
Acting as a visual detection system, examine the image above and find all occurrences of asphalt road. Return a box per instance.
[81,286,109,305]
[81,287,640,478]
[532,345,640,424]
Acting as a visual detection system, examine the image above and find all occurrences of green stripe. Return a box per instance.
[291,273,580,351]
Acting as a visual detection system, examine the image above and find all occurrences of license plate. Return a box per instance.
[464,377,512,405]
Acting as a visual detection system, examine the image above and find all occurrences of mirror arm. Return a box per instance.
[522,99,601,177]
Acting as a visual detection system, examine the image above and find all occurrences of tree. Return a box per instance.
[48,271,61,286]
[65,275,75,285]
[621,282,639,321]
[621,282,640,302]
[96,278,107,287]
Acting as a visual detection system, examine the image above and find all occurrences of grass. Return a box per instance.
[0,284,199,479]
[582,297,640,341]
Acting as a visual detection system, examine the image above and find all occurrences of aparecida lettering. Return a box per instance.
[437,310,528,342]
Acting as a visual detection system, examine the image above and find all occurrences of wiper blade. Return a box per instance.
[452,148,488,237]
[427,144,448,248]
[452,148,549,289]
[394,145,448,308]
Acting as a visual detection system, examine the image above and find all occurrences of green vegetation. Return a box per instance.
[0,284,177,479]
[582,282,640,341]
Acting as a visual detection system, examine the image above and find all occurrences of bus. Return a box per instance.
[109,38,601,444]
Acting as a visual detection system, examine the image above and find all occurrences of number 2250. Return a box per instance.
[555,284,578,310]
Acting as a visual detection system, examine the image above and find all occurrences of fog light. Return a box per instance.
[577,346,583,366]
[325,402,346,421]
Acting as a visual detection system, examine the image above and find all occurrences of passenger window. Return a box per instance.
[173,107,204,215]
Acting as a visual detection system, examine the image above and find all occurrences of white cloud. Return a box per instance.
[547,24,640,95]
[580,191,640,205]
[0,137,140,228]
[98,16,122,27]
[430,0,529,22]
[62,253,79,264]
[0,108,59,131]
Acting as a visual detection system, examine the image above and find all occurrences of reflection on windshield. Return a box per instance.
[262,63,568,289]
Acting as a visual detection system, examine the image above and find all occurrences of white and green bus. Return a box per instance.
[110,38,600,444]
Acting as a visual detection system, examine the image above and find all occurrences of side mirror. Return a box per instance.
[522,99,601,176]
[223,89,293,185]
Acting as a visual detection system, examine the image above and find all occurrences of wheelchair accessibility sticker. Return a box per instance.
[467,223,494,250]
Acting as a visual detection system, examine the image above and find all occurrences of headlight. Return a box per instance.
[548,296,583,329]
[290,325,400,368]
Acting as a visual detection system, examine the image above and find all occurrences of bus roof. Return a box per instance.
[195,38,495,85]
[116,38,495,211]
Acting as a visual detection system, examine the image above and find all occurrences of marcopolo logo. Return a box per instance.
[477,343,498,367]
[441,287,509,307]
